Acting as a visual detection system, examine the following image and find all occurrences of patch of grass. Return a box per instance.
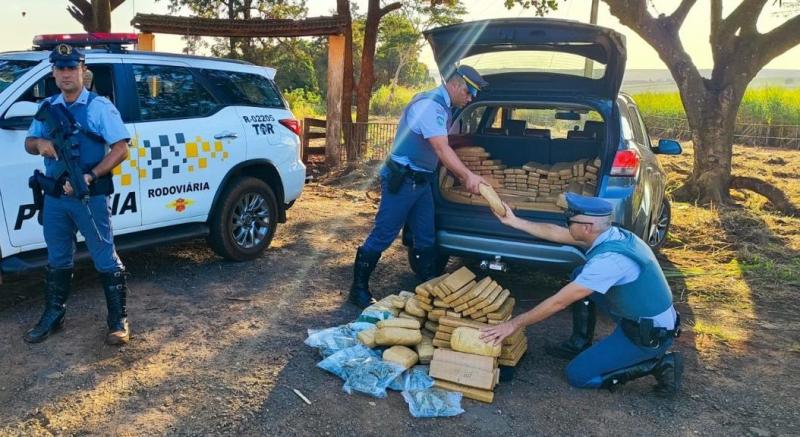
[635,86,800,125]
[692,321,745,344]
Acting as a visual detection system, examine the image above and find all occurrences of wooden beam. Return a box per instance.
[131,14,347,38]
[325,35,345,166]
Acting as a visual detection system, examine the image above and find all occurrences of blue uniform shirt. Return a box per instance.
[390,84,451,172]
[574,226,677,329]
[27,88,130,147]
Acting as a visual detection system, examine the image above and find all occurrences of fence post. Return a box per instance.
[302,118,310,163]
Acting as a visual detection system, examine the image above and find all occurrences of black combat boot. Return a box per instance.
[545,299,596,359]
[653,352,683,397]
[411,247,438,283]
[349,246,381,309]
[101,270,130,345]
[599,359,660,392]
[24,267,73,343]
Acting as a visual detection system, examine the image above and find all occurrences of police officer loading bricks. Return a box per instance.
[480,193,683,396]
[349,66,489,308]
[23,44,132,345]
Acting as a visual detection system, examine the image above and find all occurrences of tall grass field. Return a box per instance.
[634,86,800,125]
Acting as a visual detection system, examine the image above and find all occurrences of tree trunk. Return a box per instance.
[337,0,355,160]
[355,0,381,125]
[674,83,745,204]
[93,0,112,32]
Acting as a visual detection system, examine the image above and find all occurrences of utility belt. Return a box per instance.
[28,169,114,225]
[620,311,681,348]
[385,158,434,194]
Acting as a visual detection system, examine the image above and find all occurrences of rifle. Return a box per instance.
[33,100,91,203]
[31,100,102,239]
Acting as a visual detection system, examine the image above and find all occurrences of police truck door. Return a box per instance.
[126,60,247,226]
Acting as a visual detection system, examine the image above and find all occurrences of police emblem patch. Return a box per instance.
[436,115,445,126]
[56,44,72,55]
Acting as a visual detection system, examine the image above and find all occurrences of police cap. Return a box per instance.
[452,65,488,97]
[49,44,84,68]
[564,192,613,218]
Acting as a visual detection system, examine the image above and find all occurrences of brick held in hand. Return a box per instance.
[479,183,506,217]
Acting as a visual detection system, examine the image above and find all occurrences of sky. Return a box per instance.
[1,0,798,74]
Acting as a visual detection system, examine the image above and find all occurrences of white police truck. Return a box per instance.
[0,33,306,283]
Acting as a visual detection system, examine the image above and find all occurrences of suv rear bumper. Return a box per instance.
[436,230,586,268]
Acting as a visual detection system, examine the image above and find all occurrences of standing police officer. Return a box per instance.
[348,66,489,308]
[480,194,683,396]
[23,44,132,345]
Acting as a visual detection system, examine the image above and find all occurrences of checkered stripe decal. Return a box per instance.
[112,132,231,185]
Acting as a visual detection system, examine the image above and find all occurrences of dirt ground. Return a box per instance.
[1,150,799,436]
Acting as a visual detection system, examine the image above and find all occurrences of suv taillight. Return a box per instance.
[279,119,301,136]
[610,150,640,177]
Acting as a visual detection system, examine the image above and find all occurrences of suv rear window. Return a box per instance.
[202,70,285,109]
[460,51,606,80]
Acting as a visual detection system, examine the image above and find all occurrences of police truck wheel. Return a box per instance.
[209,177,278,261]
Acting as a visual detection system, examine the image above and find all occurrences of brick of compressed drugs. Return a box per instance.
[429,349,497,390]
[424,320,439,333]
[433,379,494,403]
[438,316,489,330]
[451,279,495,308]
[466,282,501,308]
[433,298,449,308]
[441,266,476,293]
[432,338,451,349]
[374,327,422,346]
[428,309,446,322]
[417,299,434,312]
[405,297,427,318]
[434,330,451,342]
[416,336,434,364]
[471,290,511,319]
[437,324,455,334]
[383,345,418,369]
[377,318,421,330]
[478,184,506,217]
[486,297,515,320]
[442,277,481,304]
[450,327,502,357]
[487,316,511,325]
[399,311,425,324]
[446,311,462,318]
[357,328,377,348]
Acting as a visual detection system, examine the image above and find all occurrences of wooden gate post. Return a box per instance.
[325,34,345,167]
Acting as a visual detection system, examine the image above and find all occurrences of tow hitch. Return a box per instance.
[480,255,508,272]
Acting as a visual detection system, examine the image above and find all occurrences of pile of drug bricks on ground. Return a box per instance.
[357,266,526,403]
[440,146,601,211]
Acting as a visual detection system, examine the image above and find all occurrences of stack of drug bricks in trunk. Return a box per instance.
[356,291,431,370]
[407,266,527,403]
[441,146,602,212]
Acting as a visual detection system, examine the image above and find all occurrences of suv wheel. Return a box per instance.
[647,198,671,252]
[406,246,450,277]
[209,177,278,261]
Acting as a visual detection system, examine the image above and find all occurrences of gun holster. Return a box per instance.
[621,311,682,348]
[28,170,62,225]
[385,159,409,194]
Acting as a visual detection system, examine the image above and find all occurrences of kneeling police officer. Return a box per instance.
[23,44,132,345]
[480,194,683,396]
